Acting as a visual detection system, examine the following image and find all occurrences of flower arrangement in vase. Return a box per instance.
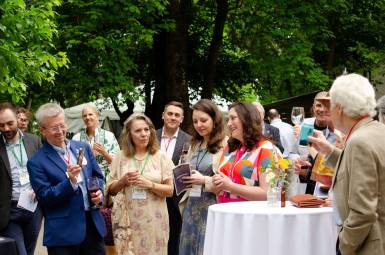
[261,150,291,207]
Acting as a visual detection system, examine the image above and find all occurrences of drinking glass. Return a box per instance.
[179,142,190,164]
[291,107,305,125]
[87,176,101,209]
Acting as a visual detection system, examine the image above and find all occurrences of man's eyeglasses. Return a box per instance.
[44,124,67,133]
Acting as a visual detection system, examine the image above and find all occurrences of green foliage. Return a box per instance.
[0,0,68,103]
[14,0,385,113]
[52,0,173,107]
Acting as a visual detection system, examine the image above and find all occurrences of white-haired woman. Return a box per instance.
[308,73,385,255]
[72,104,119,183]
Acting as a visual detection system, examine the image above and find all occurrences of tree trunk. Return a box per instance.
[151,0,192,130]
[200,0,229,99]
[111,97,134,125]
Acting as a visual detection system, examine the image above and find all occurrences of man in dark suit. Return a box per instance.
[253,102,284,152]
[0,102,42,255]
[156,101,191,255]
[27,103,106,255]
[0,157,10,231]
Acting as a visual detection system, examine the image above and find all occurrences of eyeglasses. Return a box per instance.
[44,124,67,133]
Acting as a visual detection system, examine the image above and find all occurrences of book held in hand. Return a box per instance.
[173,163,192,196]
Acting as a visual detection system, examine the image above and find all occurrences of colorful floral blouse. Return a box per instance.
[217,140,276,203]
[72,127,119,183]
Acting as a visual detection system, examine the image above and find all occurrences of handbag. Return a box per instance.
[101,192,114,246]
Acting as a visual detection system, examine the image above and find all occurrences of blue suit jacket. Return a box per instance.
[27,140,106,247]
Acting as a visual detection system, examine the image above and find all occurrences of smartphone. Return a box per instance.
[77,148,84,166]
[299,123,314,146]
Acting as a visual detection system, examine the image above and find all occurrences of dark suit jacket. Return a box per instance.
[0,157,11,231]
[156,128,192,166]
[27,140,106,247]
[0,133,42,230]
[264,122,284,153]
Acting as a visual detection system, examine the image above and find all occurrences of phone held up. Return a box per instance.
[77,148,84,166]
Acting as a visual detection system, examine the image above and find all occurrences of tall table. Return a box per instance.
[203,201,337,255]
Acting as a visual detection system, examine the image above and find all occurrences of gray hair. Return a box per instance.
[330,73,376,118]
[252,101,265,119]
[35,103,65,127]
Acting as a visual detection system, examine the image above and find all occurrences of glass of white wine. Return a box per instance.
[291,107,305,125]
[179,142,190,164]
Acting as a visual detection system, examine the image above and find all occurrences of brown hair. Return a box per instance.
[227,102,263,152]
[191,99,225,154]
[0,102,16,115]
[15,107,32,124]
[164,101,184,113]
[119,113,159,157]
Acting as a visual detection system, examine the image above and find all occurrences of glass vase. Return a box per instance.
[267,187,280,207]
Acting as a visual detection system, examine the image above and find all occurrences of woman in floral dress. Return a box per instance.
[107,113,174,255]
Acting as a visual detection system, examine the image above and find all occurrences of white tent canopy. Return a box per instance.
[64,102,121,134]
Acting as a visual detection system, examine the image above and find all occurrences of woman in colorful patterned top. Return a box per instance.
[179,99,227,255]
[72,104,119,183]
[213,102,277,203]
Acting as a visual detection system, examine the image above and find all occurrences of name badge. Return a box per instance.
[189,185,202,197]
[17,189,37,212]
[132,188,147,200]
[19,170,30,186]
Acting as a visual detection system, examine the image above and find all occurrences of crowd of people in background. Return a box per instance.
[1,73,385,255]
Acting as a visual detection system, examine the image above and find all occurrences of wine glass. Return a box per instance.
[179,142,190,164]
[291,107,305,125]
[87,176,101,209]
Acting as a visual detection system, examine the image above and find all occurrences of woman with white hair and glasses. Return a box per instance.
[308,73,385,255]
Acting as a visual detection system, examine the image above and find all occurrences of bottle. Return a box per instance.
[281,185,286,208]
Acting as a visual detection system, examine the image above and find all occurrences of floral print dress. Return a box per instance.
[108,150,174,255]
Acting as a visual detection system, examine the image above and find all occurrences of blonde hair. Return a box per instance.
[119,113,159,157]
[82,104,100,117]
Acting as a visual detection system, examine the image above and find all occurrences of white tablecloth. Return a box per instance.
[203,201,337,255]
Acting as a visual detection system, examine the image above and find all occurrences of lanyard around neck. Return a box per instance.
[62,148,71,165]
[195,141,208,170]
[345,116,368,142]
[229,146,246,181]
[133,153,151,175]
[11,137,24,167]
[163,137,174,153]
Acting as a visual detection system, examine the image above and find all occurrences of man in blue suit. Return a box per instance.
[27,103,106,255]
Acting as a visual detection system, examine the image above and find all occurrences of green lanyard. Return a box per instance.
[11,137,24,167]
[133,153,151,175]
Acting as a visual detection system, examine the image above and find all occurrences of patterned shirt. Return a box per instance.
[72,127,119,183]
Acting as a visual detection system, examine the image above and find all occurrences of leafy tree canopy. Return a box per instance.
[0,0,68,103]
